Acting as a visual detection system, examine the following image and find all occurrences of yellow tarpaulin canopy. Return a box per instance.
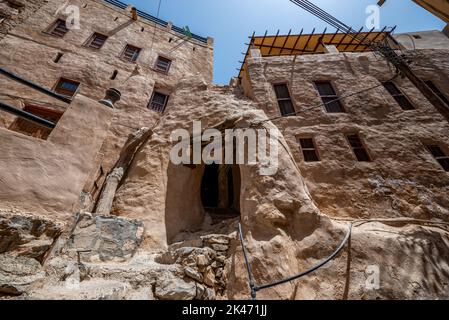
[238,29,399,79]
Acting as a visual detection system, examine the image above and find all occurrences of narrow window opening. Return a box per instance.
[141,27,145,32]
[299,138,320,162]
[8,104,63,140]
[110,70,118,80]
[273,84,295,117]
[114,17,118,21]
[155,56,172,73]
[346,134,371,162]
[54,78,80,98]
[169,38,173,43]
[54,52,63,63]
[46,19,70,38]
[0,14,5,24]
[85,32,108,49]
[383,81,415,110]
[120,44,141,62]
[148,91,169,113]
[314,81,344,113]
[425,81,449,107]
[426,144,449,172]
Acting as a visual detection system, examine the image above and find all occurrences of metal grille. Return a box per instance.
[314,81,344,113]
[273,84,295,116]
[155,56,172,73]
[49,20,69,38]
[148,92,169,113]
[121,45,141,62]
[299,138,320,162]
[87,33,108,49]
[346,134,371,162]
[426,145,449,172]
[383,82,415,110]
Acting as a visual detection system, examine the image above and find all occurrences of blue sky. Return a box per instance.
[129,0,446,84]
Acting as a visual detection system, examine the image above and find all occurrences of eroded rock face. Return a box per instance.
[0,211,63,262]
[154,277,197,300]
[67,213,144,262]
[0,254,45,296]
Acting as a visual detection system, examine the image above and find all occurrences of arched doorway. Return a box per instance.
[201,164,241,223]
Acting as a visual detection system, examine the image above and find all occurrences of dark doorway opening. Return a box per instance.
[201,164,241,223]
[201,163,219,207]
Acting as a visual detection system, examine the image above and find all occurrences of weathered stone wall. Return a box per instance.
[0,94,113,217]
[242,43,449,222]
[0,0,47,41]
[0,0,213,216]
[1,0,449,301]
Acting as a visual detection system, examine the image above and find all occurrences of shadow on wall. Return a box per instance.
[164,162,242,244]
[165,163,206,244]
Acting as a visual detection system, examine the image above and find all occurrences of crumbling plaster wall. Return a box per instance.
[0,94,113,218]
[243,48,449,222]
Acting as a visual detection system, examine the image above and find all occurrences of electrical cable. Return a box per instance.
[238,221,352,299]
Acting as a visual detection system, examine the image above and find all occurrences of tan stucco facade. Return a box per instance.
[1,0,449,301]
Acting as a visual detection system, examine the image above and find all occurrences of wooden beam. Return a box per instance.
[279,29,292,55]
[313,27,327,52]
[267,30,280,56]
[289,28,303,54]
[353,27,375,51]
[302,28,315,52]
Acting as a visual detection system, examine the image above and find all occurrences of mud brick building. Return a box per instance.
[1,0,449,300]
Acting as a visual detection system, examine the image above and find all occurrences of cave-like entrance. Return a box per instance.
[201,164,241,223]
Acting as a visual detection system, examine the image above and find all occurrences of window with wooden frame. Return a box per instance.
[85,32,108,49]
[121,44,141,62]
[8,105,64,140]
[424,81,449,107]
[383,81,415,110]
[46,19,70,38]
[273,84,295,117]
[54,78,80,98]
[346,134,371,162]
[426,144,449,172]
[155,56,172,73]
[314,81,344,113]
[148,91,169,113]
[299,138,320,162]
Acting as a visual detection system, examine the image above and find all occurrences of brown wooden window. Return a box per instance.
[425,81,449,107]
[426,144,449,172]
[54,78,80,98]
[314,81,344,113]
[148,91,169,113]
[86,33,108,49]
[46,19,70,38]
[273,84,295,117]
[346,134,371,162]
[121,44,141,62]
[155,56,172,73]
[383,82,415,110]
[8,105,63,140]
[299,138,320,162]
